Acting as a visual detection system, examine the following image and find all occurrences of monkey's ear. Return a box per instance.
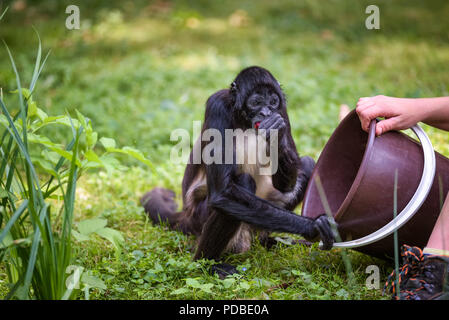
[230,81,238,93]
[230,81,243,111]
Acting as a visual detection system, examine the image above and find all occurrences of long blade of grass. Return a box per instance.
[22,226,41,297]
[29,27,42,94]
[0,7,8,21]
[29,28,51,96]
[0,200,28,244]
[0,98,42,192]
[314,175,355,288]
[62,115,80,239]
[393,169,400,300]
[5,148,20,197]
[0,135,15,187]
[3,41,28,147]
[23,202,50,297]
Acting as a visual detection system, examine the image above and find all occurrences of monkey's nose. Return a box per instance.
[259,107,271,117]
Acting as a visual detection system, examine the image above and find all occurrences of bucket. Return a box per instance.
[301,110,449,259]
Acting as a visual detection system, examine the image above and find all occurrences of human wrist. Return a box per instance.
[415,97,449,124]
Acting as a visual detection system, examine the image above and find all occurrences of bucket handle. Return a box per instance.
[322,121,436,249]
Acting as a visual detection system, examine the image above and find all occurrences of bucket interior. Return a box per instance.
[301,112,371,220]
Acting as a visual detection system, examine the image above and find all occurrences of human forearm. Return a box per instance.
[415,97,449,131]
[356,95,449,135]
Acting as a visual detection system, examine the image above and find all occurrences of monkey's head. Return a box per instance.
[230,66,288,129]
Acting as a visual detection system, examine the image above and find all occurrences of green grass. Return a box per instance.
[1,0,449,299]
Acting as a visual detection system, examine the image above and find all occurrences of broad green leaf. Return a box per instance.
[84,149,101,163]
[77,218,107,235]
[28,133,61,147]
[48,146,82,167]
[71,229,91,242]
[107,146,154,168]
[42,116,81,128]
[86,131,98,148]
[100,137,116,149]
[28,100,37,117]
[75,109,87,129]
[222,278,235,288]
[43,115,65,123]
[41,150,60,165]
[36,108,48,121]
[95,227,124,250]
[336,288,349,298]
[200,283,214,293]
[171,288,188,295]
[81,160,103,170]
[11,88,31,100]
[81,273,107,290]
[99,155,123,174]
[33,158,58,177]
[239,281,250,290]
[185,278,201,289]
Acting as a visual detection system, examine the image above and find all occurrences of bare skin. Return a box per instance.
[356,95,449,136]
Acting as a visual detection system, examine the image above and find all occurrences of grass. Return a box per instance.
[0,33,80,299]
[1,0,449,299]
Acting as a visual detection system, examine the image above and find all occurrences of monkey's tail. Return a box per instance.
[140,187,180,227]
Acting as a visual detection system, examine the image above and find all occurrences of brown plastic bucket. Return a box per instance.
[301,110,449,259]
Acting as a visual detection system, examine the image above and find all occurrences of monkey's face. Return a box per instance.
[244,86,281,129]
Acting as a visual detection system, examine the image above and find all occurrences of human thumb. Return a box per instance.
[376,118,397,136]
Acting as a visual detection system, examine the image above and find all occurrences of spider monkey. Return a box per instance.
[141,66,335,277]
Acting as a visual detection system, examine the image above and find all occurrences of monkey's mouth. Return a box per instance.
[254,121,261,129]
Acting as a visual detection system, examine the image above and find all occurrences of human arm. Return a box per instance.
[356,95,449,135]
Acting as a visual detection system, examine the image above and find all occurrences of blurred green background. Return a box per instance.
[1,0,448,166]
[1,0,449,300]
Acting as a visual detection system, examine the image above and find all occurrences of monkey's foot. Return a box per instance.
[211,263,238,279]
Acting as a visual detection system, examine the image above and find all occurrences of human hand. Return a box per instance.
[356,95,422,136]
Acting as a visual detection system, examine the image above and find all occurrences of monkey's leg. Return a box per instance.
[194,210,242,278]
[194,173,256,278]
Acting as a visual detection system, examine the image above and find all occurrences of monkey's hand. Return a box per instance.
[304,215,336,250]
[258,113,286,142]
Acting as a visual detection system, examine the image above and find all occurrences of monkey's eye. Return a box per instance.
[247,95,263,108]
[270,94,279,108]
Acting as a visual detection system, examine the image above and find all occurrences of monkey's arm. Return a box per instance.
[203,158,333,250]
[209,177,330,243]
[280,156,315,211]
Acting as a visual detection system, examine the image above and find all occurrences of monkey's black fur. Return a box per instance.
[141,66,335,278]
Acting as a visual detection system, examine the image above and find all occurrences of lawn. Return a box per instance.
[1,0,449,300]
